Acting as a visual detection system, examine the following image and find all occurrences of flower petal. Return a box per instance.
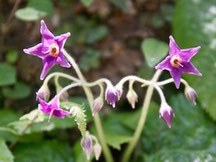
[23,43,45,58]
[169,35,180,57]
[54,32,71,50]
[49,96,60,110]
[170,68,182,89]
[181,62,202,76]
[180,46,201,62]
[56,53,71,68]
[40,20,54,42]
[40,56,56,80]
[155,56,171,71]
[38,98,51,114]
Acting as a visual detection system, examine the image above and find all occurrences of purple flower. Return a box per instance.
[155,36,202,88]
[105,84,118,108]
[23,20,71,80]
[81,131,93,160]
[38,96,71,120]
[159,102,173,128]
[185,86,197,105]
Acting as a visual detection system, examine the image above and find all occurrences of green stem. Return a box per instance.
[121,70,162,162]
[63,50,113,162]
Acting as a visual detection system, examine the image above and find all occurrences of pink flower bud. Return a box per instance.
[184,86,197,105]
[93,143,102,160]
[126,89,138,109]
[36,84,50,101]
[93,97,104,116]
[159,102,173,128]
[81,131,93,160]
[105,84,118,108]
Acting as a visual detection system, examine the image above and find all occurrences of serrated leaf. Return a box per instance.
[0,63,16,86]
[141,38,169,67]
[61,101,87,138]
[173,0,216,120]
[2,82,31,99]
[15,7,47,21]
[0,138,14,162]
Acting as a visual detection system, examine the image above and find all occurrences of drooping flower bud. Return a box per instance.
[115,84,123,100]
[93,97,104,116]
[105,83,118,108]
[126,89,138,109]
[159,102,173,128]
[81,131,93,160]
[184,86,197,105]
[93,143,102,161]
[36,84,50,101]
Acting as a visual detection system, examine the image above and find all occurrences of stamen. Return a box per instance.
[48,109,54,122]
[50,44,59,57]
[170,55,183,68]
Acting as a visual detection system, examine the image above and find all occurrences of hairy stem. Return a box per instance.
[121,70,162,162]
[63,50,113,162]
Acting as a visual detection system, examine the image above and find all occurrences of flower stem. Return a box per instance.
[121,70,162,162]
[63,50,113,162]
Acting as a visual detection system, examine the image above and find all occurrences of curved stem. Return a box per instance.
[154,84,166,103]
[157,78,189,87]
[63,49,113,162]
[117,75,151,87]
[121,70,162,162]
[43,72,80,85]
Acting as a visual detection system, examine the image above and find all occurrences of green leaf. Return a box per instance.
[6,50,18,64]
[0,138,14,162]
[109,0,134,13]
[0,63,16,86]
[81,0,93,7]
[92,111,133,150]
[141,95,216,160]
[28,0,54,16]
[147,149,216,162]
[173,0,216,120]
[141,38,169,67]
[61,102,87,138]
[80,48,101,72]
[13,140,74,162]
[2,82,31,99]
[86,25,108,44]
[0,109,21,141]
[15,7,47,21]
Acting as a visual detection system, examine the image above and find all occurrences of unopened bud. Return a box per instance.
[93,143,102,160]
[184,86,197,105]
[81,131,93,160]
[105,83,118,108]
[126,89,138,109]
[159,102,173,128]
[93,97,104,116]
[36,84,50,101]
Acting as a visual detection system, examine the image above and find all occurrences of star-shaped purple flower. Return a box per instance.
[155,36,202,88]
[38,96,71,120]
[23,20,71,80]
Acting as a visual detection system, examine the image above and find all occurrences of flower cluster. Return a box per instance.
[23,19,202,161]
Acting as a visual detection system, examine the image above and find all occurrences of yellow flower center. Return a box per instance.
[170,55,182,68]
[50,44,59,57]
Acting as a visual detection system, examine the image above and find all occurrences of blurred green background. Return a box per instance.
[0,0,216,161]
